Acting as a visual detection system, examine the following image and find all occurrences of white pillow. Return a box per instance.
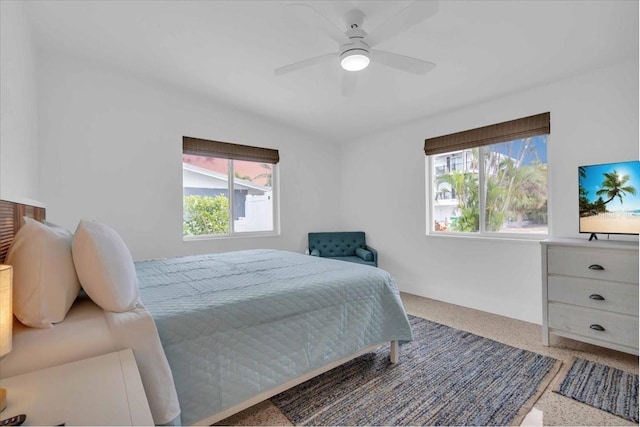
[72,220,140,312]
[6,217,81,328]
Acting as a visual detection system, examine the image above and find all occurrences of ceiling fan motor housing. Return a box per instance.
[340,39,370,58]
[340,22,370,72]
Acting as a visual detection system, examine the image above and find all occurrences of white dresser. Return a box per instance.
[541,238,639,355]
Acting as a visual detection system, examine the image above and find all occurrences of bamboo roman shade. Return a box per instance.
[424,112,550,156]
[183,136,280,164]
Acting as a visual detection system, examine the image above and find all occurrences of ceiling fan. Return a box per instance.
[275,1,439,96]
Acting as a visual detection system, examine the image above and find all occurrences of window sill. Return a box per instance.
[425,231,548,245]
[183,231,280,241]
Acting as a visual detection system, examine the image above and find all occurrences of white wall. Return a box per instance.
[340,60,639,324]
[37,53,342,260]
[0,1,39,202]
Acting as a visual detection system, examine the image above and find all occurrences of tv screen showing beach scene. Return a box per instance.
[579,160,640,235]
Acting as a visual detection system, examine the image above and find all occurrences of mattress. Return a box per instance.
[136,249,413,425]
[0,294,181,425]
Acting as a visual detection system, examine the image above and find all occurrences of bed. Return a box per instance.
[0,200,413,425]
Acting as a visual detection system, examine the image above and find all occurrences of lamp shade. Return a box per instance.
[0,264,12,357]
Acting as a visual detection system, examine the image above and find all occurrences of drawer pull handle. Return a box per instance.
[588,294,605,301]
[588,264,605,271]
[589,324,605,332]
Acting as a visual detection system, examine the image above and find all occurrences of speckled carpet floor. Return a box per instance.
[271,315,562,426]
[555,357,639,423]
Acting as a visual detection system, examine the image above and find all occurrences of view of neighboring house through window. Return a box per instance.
[182,137,278,237]
[427,113,550,236]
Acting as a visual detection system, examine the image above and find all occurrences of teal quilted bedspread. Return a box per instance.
[135,249,413,425]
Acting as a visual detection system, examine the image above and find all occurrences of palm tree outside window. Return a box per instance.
[431,135,548,235]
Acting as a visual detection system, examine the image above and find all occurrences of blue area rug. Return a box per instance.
[555,357,639,423]
[271,315,561,426]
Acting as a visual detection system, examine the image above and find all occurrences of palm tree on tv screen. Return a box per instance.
[596,170,637,208]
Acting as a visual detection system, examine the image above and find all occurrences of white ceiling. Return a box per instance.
[25,0,638,143]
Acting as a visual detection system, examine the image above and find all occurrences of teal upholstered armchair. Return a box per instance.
[307,231,378,267]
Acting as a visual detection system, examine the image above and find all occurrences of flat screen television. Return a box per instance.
[579,160,640,238]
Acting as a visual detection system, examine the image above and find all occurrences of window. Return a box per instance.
[182,137,279,238]
[426,113,550,236]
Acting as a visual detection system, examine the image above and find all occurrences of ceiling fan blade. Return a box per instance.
[341,72,357,96]
[285,4,349,44]
[274,52,336,76]
[364,1,439,47]
[371,49,436,74]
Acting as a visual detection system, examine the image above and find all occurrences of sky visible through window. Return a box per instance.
[490,135,547,165]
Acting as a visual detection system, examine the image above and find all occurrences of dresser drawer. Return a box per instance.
[548,276,638,315]
[548,303,639,349]
[547,246,638,283]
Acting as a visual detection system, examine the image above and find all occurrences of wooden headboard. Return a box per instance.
[0,200,46,263]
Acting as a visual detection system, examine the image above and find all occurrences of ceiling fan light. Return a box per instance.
[340,50,370,72]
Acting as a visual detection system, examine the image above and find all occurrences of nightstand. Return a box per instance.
[0,349,153,426]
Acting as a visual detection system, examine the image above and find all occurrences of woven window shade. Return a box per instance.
[424,112,550,156]
[183,136,280,164]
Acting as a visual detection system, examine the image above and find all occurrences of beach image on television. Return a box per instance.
[579,160,640,235]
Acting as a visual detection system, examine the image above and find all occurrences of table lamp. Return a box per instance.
[0,264,12,412]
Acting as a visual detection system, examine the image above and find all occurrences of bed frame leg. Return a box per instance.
[390,340,399,364]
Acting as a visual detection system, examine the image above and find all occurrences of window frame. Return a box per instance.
[425,113,550,240]
[182,137,280,240]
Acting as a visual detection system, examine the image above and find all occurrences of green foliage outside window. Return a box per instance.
[183,194,229,235]
[436,139,548,232]
[436,171,479,232]
[484,156,547,232]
